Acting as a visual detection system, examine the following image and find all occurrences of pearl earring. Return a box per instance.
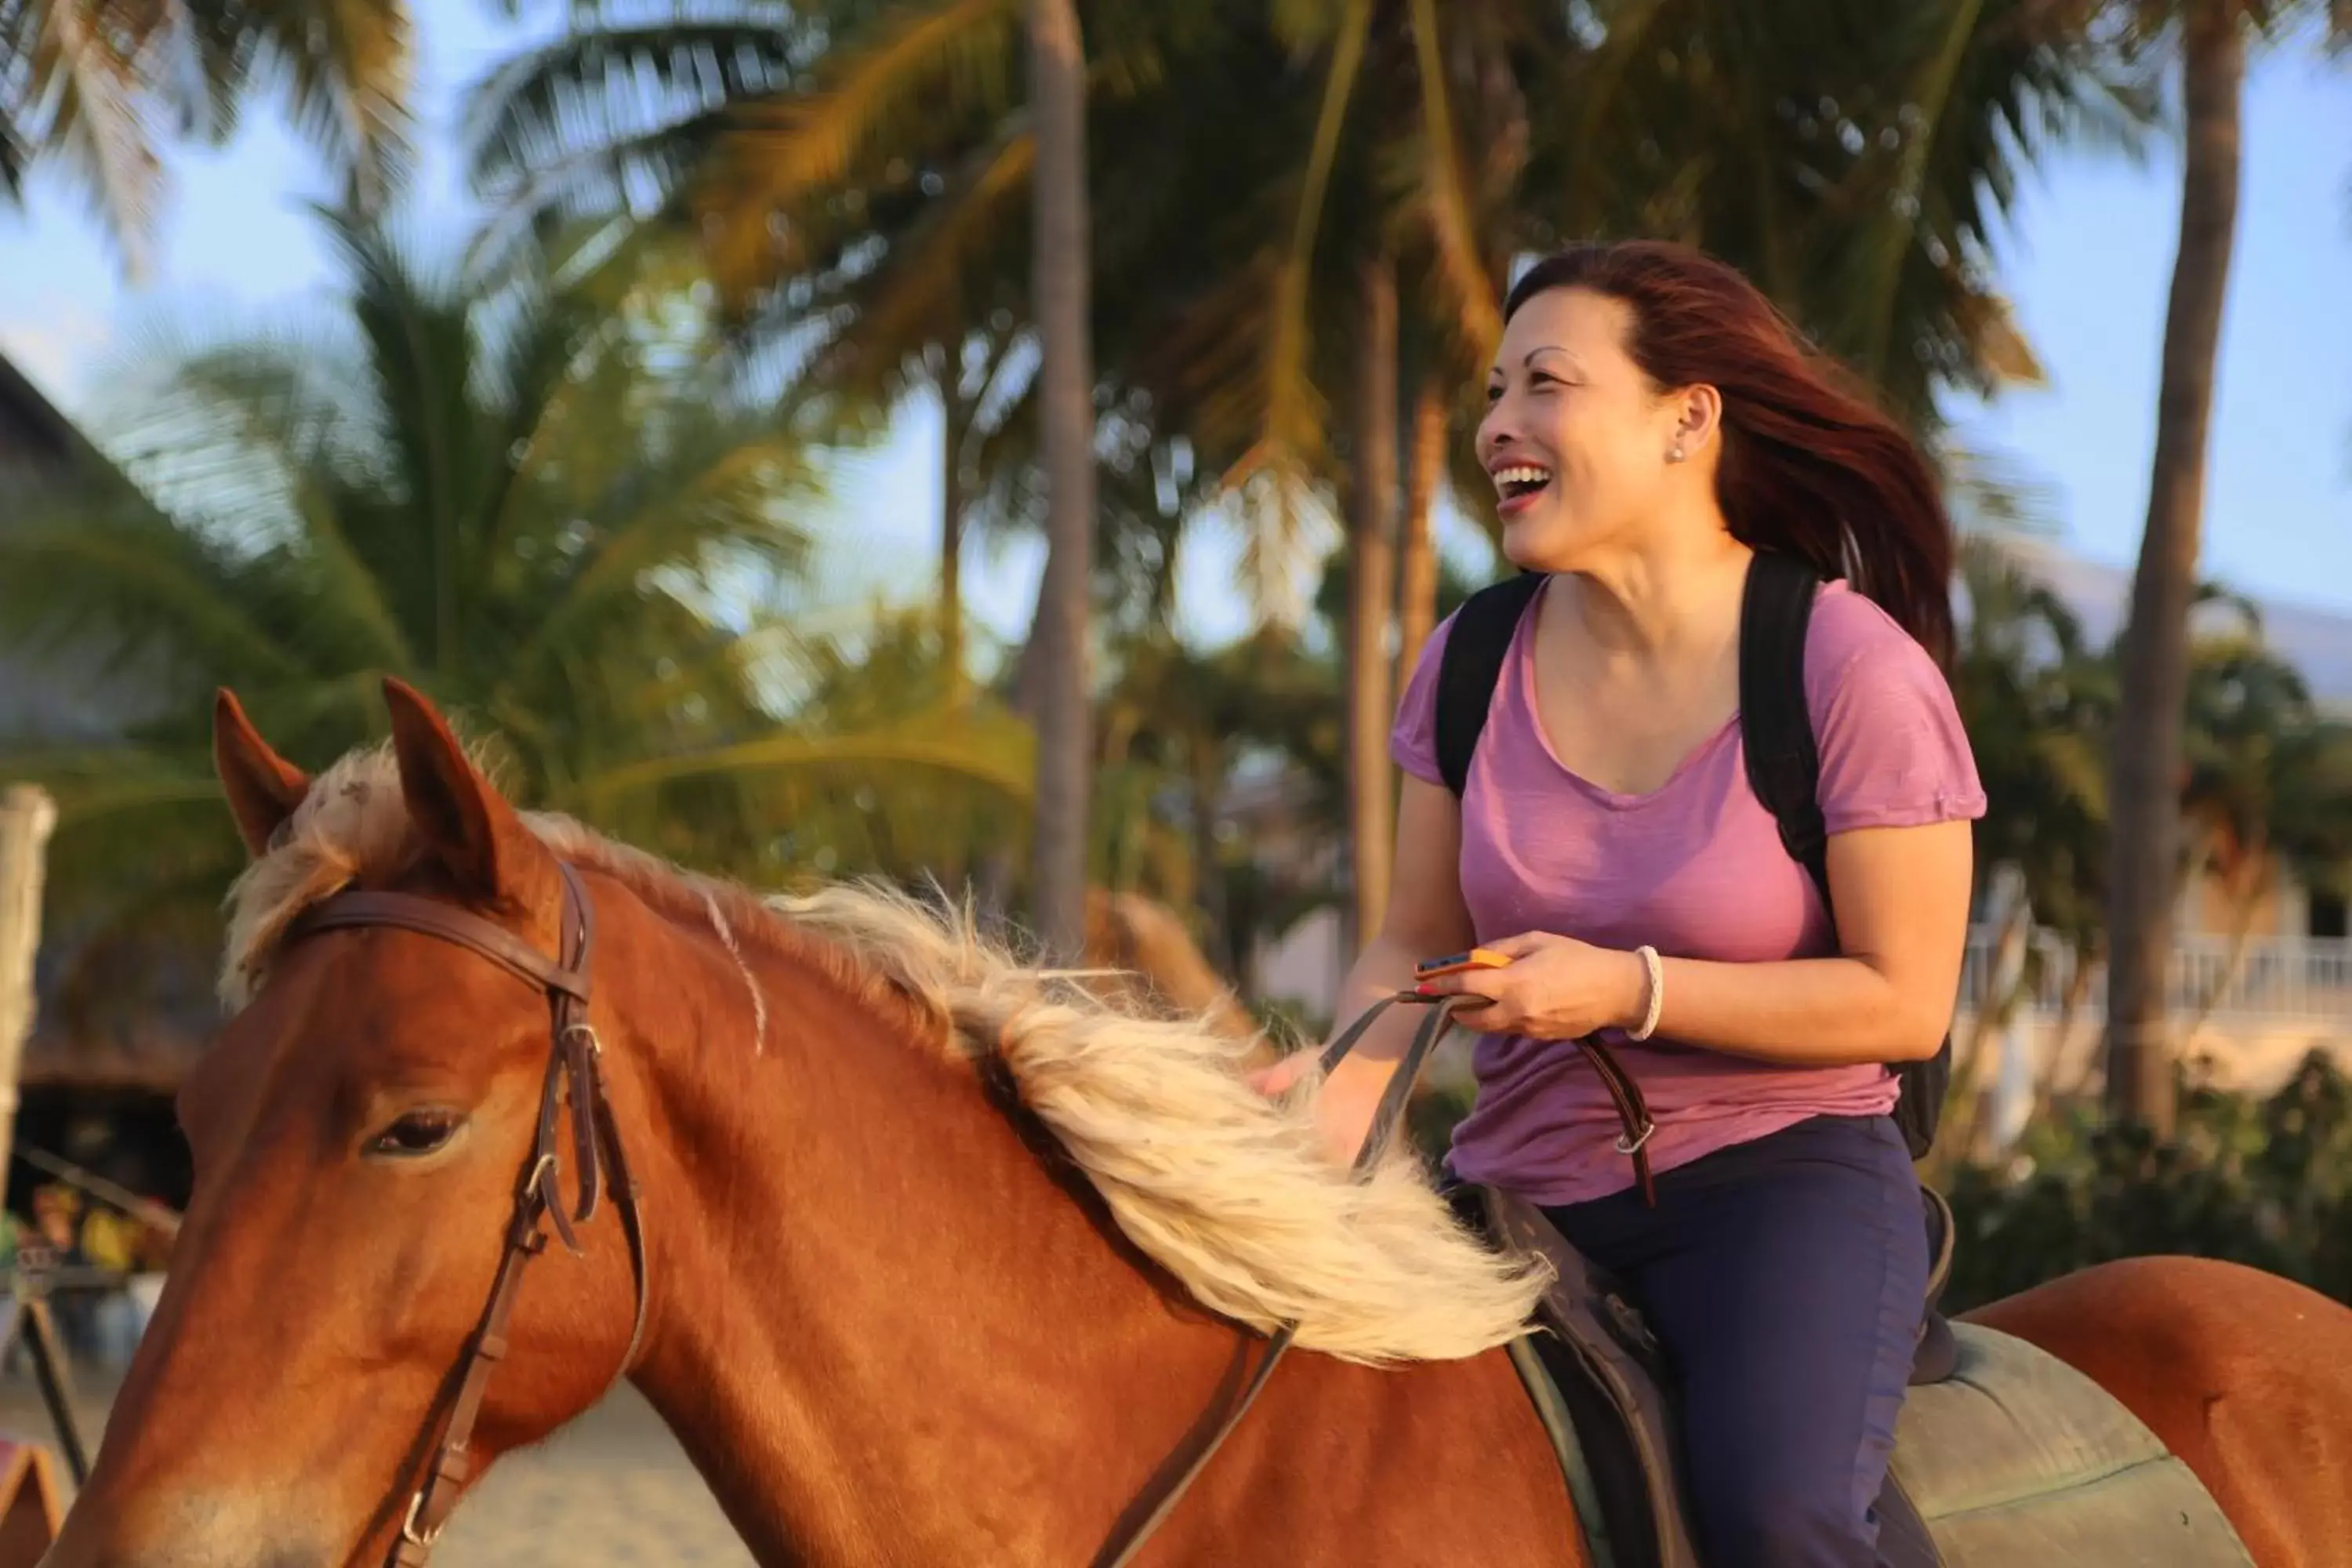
[1668,444,1687,463]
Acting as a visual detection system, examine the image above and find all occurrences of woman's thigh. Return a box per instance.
[1548,1115,1929,1566]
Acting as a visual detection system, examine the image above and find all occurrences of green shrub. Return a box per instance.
[1942,1049,2352,1312]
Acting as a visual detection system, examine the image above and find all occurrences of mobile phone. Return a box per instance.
[1414,947,1512,979]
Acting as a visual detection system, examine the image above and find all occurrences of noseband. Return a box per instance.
[282,862,648,1567]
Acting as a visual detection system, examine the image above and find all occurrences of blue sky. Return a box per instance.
[2,8,2347,655]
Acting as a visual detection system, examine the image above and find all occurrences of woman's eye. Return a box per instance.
[367,1110,465,1158]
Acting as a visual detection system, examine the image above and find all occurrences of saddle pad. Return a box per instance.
[1893,1322,2255,1567]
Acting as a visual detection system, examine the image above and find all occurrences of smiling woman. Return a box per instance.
[1267,238,1986,1568]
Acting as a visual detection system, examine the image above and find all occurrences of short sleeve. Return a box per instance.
[1389,611,1458,787]
[1806,588,1987,835]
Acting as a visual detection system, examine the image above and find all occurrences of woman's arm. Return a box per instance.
[1255,775,1476,1160]
[1420,816,1974,1066]
[1639,818,1974,1064]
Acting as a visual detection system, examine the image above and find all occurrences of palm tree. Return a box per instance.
[0,205,1030,995]
[2102,0,2347,1134]
[2,0,413,272]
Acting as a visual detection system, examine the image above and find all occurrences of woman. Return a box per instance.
[1265,241,1984,1566]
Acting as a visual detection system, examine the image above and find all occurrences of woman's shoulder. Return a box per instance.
[1802,577,1929,668]
[1797,579,1984,828]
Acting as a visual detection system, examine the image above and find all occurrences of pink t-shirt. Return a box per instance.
[1391,577,1986,1206]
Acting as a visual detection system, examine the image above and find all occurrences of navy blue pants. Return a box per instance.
[1541,1113,1928,1568]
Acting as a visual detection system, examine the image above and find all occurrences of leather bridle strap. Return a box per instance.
[281,864,648,1568]
[1576,1036,1657,1207]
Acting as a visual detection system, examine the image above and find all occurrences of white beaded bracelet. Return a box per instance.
[1627,945,1664,1041]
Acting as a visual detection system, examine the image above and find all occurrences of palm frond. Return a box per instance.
[572,719,1034,810]
[22,0,165,270]
[201,0,417,208]
[694,0,1023,300]
[1404,0,1500,356]
[462,8,812,247]
[1254,0,1368,487]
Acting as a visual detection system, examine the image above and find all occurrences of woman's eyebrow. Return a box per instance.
[1490,347,1579,379]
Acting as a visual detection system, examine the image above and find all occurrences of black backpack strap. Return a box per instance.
[1737,553,1830,906]
[1738,551,1950,1160]
[1434,572,1546,797]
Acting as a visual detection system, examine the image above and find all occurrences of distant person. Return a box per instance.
[28,1185,97,1357]
[1257,241,1981,1566]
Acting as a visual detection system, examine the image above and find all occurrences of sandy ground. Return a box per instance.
[0,1359,757,1565]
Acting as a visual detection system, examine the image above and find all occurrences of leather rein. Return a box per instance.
[280,862,648,1568]
[278,864,1652,1567]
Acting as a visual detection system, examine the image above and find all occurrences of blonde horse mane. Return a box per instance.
[220,746,1550,1365]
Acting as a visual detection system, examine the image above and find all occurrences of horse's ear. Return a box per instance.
[212,689,311,858]
[381,677,549,906]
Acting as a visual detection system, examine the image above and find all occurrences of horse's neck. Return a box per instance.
[606,898,1266,1564]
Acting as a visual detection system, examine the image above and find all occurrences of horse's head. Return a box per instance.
[50,681,647,1568]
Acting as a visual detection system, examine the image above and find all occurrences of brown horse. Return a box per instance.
[45,680,2352,1567]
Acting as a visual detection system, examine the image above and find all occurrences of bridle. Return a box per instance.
[274,866,1646,1566]
[281,862,648,1568]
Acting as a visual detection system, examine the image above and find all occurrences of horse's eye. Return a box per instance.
[366,1109,466,1158]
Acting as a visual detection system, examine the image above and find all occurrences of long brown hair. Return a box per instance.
[1504,241,1957,668]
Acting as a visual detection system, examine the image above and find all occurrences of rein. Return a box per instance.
[281,863,648,1567]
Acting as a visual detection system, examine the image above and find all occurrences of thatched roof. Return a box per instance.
[22,1015,212,1093]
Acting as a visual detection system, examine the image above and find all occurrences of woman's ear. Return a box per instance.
[1673,382,1724,456]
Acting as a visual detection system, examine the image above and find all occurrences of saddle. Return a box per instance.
[1452,1178,1955,1568]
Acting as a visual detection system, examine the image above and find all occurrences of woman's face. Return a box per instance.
[1475,285,1697,571]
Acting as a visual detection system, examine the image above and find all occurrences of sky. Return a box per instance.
[2,8,2348,659]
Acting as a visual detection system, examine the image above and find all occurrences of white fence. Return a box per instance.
[1959,926,2352,1022]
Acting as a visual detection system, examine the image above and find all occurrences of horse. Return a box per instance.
[44,677,2352,1567]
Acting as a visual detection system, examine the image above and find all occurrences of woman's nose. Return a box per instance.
[1476,416,1514,464]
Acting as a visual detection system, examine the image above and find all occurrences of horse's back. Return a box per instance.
[1967,1255,2352,1568]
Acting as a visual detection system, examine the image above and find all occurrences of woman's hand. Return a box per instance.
[1244,1052,1317,1098]
[1415,931,1649,1040]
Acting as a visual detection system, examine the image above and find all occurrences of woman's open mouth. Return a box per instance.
[1493,463,1552,517]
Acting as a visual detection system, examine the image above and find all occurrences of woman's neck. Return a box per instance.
[1555,520,1751,666]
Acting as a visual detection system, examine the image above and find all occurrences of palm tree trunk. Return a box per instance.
[2102,7,2245,1137]
[940,369,969,703]
[1345,255,1401,955]
[1025,0,1098,962]
[1396,377,1446,685]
